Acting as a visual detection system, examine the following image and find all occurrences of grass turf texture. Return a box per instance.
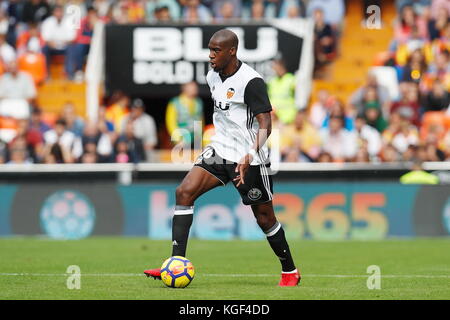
[0,237,449,300]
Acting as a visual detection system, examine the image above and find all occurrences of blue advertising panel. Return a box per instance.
[1,183,449,239]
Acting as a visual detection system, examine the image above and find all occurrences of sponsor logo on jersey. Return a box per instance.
[226,88,235,99]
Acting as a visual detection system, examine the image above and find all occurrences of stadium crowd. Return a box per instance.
[0,0,449,165]
[272,0,450,164]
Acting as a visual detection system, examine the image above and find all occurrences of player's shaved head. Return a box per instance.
[208,29,240,75]
[210,29,239,50]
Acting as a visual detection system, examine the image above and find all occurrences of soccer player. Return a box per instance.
[145,29,300,286]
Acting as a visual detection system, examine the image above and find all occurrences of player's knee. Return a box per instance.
[175,185,196,205]
[255,212,276,231]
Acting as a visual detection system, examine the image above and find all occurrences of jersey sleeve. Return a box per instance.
[244,77,272,115]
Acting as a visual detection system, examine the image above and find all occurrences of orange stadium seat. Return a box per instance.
[420,111,446,140]
[41,112,58,127]
[0,116,18,143]
[444,115,450,130]
[18,52,47,86]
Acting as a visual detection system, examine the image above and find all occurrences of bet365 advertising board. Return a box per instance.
[0,183,449,239]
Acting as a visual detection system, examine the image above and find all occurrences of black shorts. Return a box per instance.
[194,146,273,205]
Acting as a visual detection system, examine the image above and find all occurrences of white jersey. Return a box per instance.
[206,62,272,165]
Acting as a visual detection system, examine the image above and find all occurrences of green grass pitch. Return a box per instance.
[0,237,449,300]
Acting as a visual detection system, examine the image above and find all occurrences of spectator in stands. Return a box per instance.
[105,90,130,133]
[153,5,171,21]
[112,0,132,24]
[313,8,336,71]
[43,118,77,162]
[73,120,113,163]
[0,60,36,103]
[428,6,449,41]
[307,0,345,28]
[349,72,391,117]
[443,130,450,160]
[121,98,158,162]
[400,158,439,184]
[399,48,428,84]
[354,114,382,159]
[360,86,388,132]
[60,102,85,137]
[165,81,203,148]
[319,114,357,162]
[93,0,114,19]
[393,4,428,45]
[9,119,42,163]
[181,0,213,23]
[146,0,180,22]
[126,0,146,23]
[422,50,450,91]
[41,5,77,79]
[21,0,51,24]
[268,57,297,125]
[16,22,44,56]
[395,26,428,67]
[96,105,117,152]
[17,35,47,86]
[115,121,146,163]
[97,105,115,133]
[211,0,241,21]
[309,89,333,129]
[390,82,421,126]
[250,0,265,20]
[0,32,16,64]
[6,146,33,164]
[2,0,20,46]
[422,79,450,112]
[322,97,354,131]
[380,143,401,162]
[80,151,98,164]
[352,147,371,163]
[382,111,419,154]
[424,135,446,161]
[66,7,99,82]
[29,107,51,135]
[278,0,306,18]
[42,140,73,163]
[396,0,431,16]
[0,138,6,163]
[0,9,9,36]
[430,0,450,20]
[279,110,322,162]
[317,151,333,162]
[430,22,450,57]
[213,1,237,22]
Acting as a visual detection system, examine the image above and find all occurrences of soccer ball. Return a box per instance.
[160,256,195,288]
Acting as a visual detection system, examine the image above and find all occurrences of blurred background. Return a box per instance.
[0,0,449,241]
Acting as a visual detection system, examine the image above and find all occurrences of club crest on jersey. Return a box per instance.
[248,188,262,201]
[226,88,235,99]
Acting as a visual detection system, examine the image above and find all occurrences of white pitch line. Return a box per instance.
[0,273,449,279]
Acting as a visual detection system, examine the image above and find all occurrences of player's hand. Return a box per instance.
[233,154,253,187]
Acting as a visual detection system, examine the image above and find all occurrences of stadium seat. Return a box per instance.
[420,111,446,140]
[0,116,18,143]
[369,66,400,101]
[41,111,58,127]
[0,99,30,119]
[444,115,450,130]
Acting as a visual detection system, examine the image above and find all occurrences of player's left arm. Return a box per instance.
[234,77,272,187]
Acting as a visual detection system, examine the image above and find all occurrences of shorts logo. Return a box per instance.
[248,188,262,201]
[226,88,235,99]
